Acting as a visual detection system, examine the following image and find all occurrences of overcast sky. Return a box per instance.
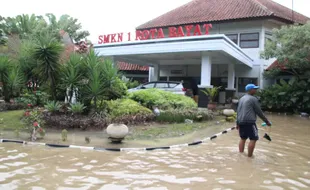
[1,0,309,43]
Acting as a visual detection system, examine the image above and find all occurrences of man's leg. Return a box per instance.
[238,125,247,153]
[239,139,246,153]
[248,124,259,157]
[248,140,257,157]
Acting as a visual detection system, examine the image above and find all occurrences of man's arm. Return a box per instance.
[252,98,269,123]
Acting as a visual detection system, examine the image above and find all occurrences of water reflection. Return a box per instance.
[0,115,309,189]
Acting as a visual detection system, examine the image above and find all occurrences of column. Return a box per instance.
[259,27,266,89]
[227,63,235,90]
[198,52,212,108]
[153,64,159,81]
[110,56,115,66]
[226,63,236,103]
[200,53,212,87]
[148,67,154,82]
[148,64,160,82]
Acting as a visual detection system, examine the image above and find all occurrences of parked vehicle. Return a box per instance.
[127,81,188,95]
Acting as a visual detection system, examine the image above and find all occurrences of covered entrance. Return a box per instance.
[94,35,254,107]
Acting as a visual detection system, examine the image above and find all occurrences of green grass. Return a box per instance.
[0,110,24,130]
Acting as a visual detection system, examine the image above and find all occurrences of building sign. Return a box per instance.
[98,24,212,44]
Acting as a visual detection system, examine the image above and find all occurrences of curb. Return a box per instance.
[0,127,236,152]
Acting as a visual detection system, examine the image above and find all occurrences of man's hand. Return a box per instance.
[266,121,272,126]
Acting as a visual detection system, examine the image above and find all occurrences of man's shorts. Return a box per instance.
[239,123,259,141]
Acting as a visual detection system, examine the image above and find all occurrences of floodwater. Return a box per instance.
[0,115,309,190]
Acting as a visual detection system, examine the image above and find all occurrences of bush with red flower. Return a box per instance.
[22,107,46,141]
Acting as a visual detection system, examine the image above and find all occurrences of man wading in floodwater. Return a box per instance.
[236,84,271,157]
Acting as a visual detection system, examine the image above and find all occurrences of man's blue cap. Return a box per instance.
[245,84,259,91]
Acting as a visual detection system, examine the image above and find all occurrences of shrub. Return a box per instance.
[22,108,45,130]
[22,108,46,141]
[0,102,26,111]
[107,99,152,118]
[258,78,310,113]
[106,99,155,124]
[35,91,50,106]
[14,93,36,106]
[44,101,61,113]
[69,102,86,114]
[156,108,214,123]
[128,89,197,110]
[126,80,140,89]
[6,103,26,110]
[14,91,50,107]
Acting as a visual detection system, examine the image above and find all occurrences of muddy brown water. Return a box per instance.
[0,114,310,190]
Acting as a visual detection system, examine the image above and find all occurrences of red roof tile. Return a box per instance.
[117,62,149,71]
[266,59,287,70]
[137,0,309,29]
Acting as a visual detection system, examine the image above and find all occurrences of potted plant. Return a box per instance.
[201,86,221,110]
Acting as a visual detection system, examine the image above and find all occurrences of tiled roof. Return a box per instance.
[117,62,149,71]
[266,60,287,70]
[137,0,309,29]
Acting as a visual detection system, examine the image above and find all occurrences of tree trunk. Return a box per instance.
[50,75,57,101]
[94,96,97,111]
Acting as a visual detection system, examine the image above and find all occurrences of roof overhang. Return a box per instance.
[94,35,254,68]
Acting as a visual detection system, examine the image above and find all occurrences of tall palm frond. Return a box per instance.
[6,65,25,98]
[0,56,13,101]
[59,53,85,102]
[31,34,63,100]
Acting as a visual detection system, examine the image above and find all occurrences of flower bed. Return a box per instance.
[42,113,107,130]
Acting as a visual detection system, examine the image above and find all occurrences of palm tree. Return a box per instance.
[82,50,106,109]
[1,13,89,43]
[0,56,12,101]
[59,53,85,103]
[81,50,126,110]
[100,58,126,100]
[45,13,90,42]
[1,14,46,39]
[6,65,25,99]
[31,34,63,100]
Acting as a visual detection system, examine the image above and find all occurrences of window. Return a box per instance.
[170,70,183,75]
[240,33,259,48]
[141,82,155,89]
[155,82,169,88]
[168,82,179,88]
[238,78,258,92]
[225,34,238,45]
[160,77,168,81]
